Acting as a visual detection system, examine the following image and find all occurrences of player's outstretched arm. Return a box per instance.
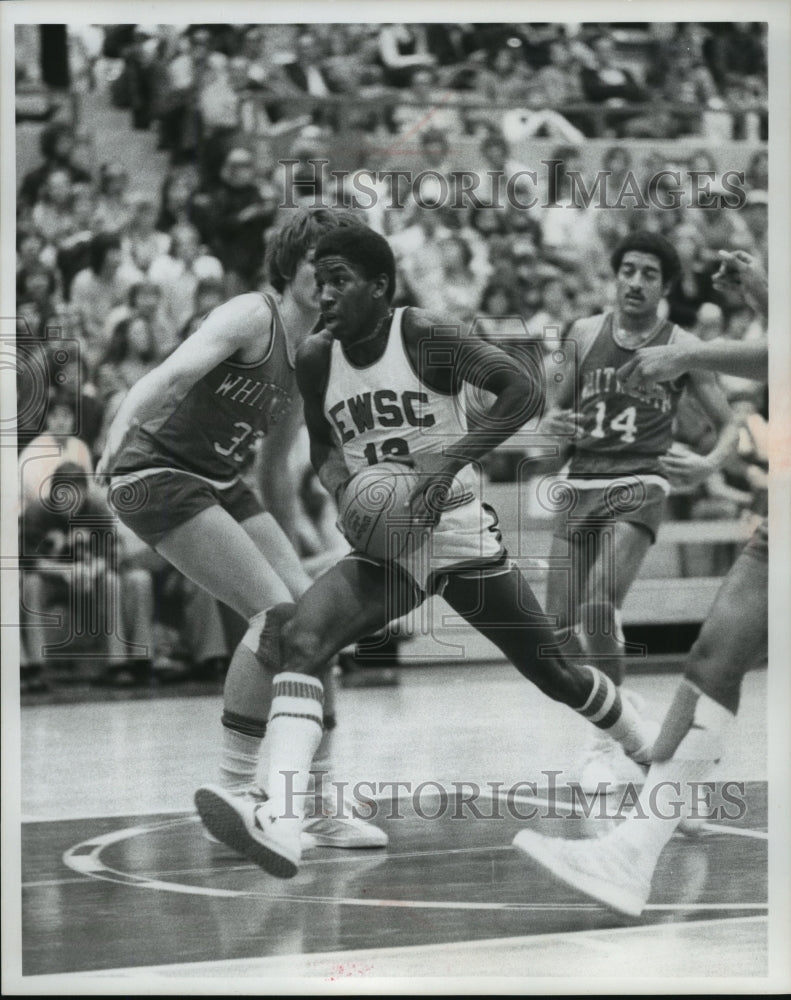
[98,294,273,477]
[619,336,768,387]
[295,332,352,502]
[619,249,768,388]
[712,249,768,318]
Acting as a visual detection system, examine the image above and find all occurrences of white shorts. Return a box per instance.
[347,499,507,595]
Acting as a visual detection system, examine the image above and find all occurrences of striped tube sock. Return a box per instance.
[615,689,736,861]
[576,665,653,763]
[263,672,324,819]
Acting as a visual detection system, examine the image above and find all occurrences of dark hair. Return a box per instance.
[127,280,161,308]
[610,231,681,287]
[39,122,73,160]
[101,318,155,367]
[420,128,448,149]
[313,225,397,302]
[264,207,363,293]
[195,277,225,299]
[89,232,122,274]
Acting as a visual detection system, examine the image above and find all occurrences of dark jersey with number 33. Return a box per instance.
[106,293,295,481]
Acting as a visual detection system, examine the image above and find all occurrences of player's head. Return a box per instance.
[264,207,363,302]
[611,231,681,320]
[313,225,396,340]
[611,231,681,288]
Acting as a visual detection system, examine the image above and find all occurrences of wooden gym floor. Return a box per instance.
[6,660,777,993]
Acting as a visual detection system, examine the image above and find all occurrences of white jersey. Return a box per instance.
[323,307,478,508]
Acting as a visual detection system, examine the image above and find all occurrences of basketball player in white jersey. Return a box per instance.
[194,224,661,878]
[513,249,771,916]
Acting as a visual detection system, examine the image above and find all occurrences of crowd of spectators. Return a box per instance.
[15,22,769,694]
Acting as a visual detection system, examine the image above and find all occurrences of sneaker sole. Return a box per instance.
[512,830,645,918]
[194,788,299,879]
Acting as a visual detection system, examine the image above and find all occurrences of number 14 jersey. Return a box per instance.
[568,311,688,477]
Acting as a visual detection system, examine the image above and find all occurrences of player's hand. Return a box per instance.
[618,345,688,390]
[712,249,768,316]
[405,467,458,527]
[541,407,583,438]
[659,444,716,489]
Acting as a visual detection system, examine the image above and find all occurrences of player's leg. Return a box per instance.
[196,556,422,875]
[441,563,657,764]
[543,530,589,659]
[577,519,653,686]
[240,511,383,847]
[155,504,296,790]
[513,533,768,917]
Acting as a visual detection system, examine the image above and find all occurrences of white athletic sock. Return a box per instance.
[219,727,262,792]
[576,665,653,761]
[260,672,324,820]
[615,691,736,862]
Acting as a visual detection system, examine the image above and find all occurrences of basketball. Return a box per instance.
[337,462,424,559]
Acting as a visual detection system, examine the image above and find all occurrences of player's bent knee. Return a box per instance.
[241,601,297,670]
[280,621,325,677]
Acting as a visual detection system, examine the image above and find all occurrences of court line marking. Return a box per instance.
[59,813,768,910]
[34,915,768,981]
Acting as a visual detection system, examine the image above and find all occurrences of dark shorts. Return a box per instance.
[107,468,263,548]
[551,474,669,544]
[742,517,768,562]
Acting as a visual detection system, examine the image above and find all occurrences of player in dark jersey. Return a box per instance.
[193,224,662,879]
[540,231,739,786]
[99,207,387,851]
[514,249,770,916]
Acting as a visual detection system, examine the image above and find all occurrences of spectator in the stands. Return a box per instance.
[432,232,490,327]
[19,461,156,690]
[148,222,224,333]
[665,223,713,328]
[740,189,768,271]
[527,273,576,337]
[532,36,585,106]
[18,396,93,508]
[473,40,536,106]
[121,192,171,273]
[539,145,604,282]
[54,183,97,297]
[69,232,142,364]
[92,161,134,236]
[745,149,768,194]
[377,23,436,88]
[17,231,55,300]
[30,169,79,248]
[390,66,466,140]
[177,277,227,341]
[579,32,648,136]
[156,166,200,231]
[94,281,170,454]
[190,146,269,295]
[18,120,92,209]
[17,263,62,339]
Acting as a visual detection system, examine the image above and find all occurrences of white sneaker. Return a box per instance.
[303,792,388,849]
[194,784,301,878]
[513,828,651,918]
